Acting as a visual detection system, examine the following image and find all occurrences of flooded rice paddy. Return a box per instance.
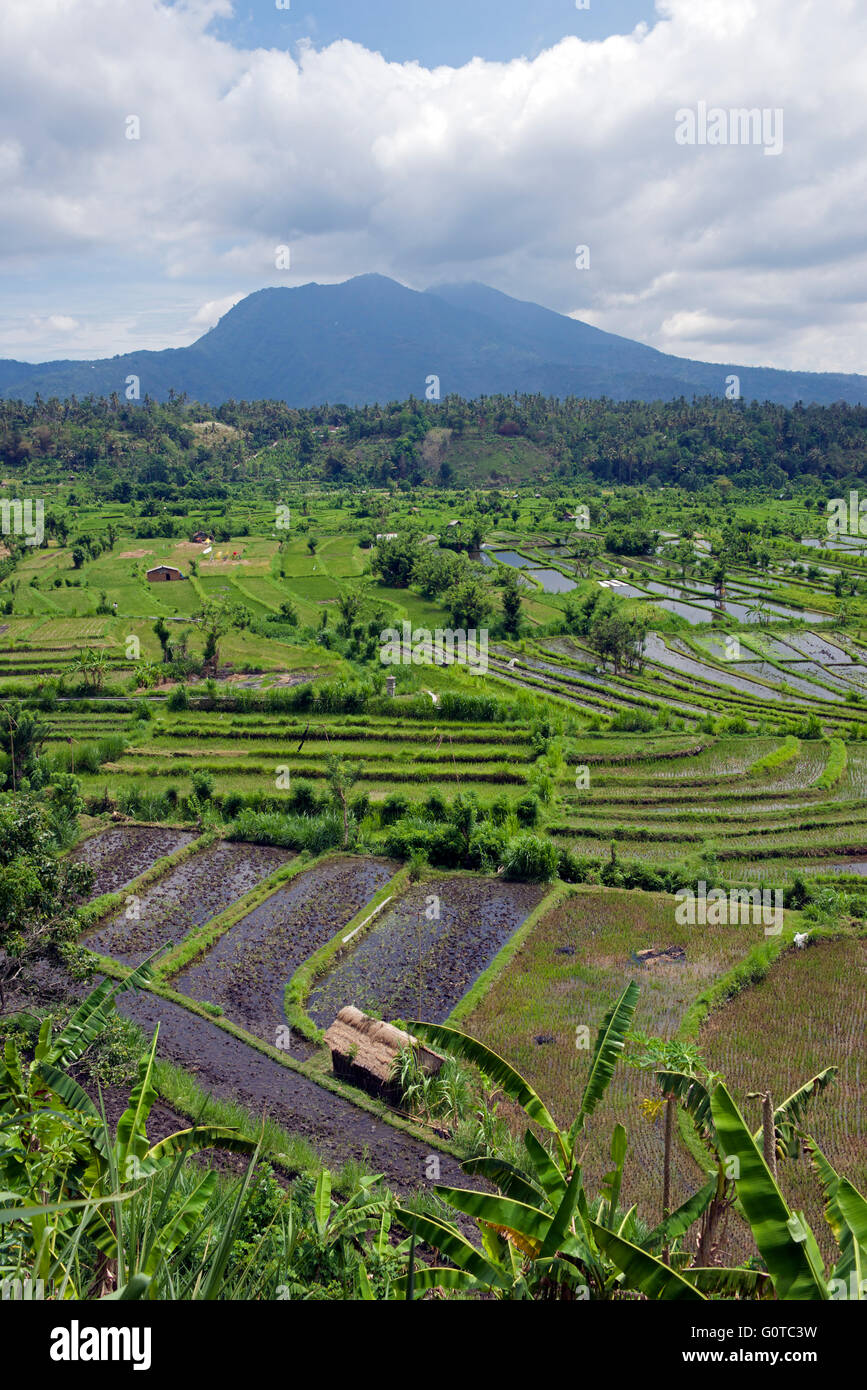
[308,877,545,1027]
[72,825,196,899]
[171,856,397,1048]
[84,840,292,964]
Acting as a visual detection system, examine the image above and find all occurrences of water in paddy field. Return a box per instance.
[599,581,648,598]
[644,633,787,698]
[715,598,829,624]
[823,860,867,876]
[783,632,855,662]
[644,596,717,624]
[738,661,844,701]
[526,567,576,593]
[484,550,530,567]
[787,661,860,695]
[802,535,867,552]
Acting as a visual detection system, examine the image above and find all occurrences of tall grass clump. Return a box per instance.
[813,738,848,790]
[227,808,344,854]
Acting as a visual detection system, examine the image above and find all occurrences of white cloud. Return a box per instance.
[190,293,246,328]
[46,315,80,333]
[0,0,865,372]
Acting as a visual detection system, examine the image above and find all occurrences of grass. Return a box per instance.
[814,737,848,788]
[699,931,867,1262]
[460,883,804,1224]
[747,734,802,777]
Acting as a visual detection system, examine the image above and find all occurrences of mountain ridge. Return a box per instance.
[0,275,864,407]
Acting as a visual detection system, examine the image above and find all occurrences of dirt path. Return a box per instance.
[117,991,471,1196]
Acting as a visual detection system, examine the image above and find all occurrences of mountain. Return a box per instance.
[0,274,864,407]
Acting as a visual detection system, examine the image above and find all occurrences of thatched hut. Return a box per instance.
[324,1006,443,1104]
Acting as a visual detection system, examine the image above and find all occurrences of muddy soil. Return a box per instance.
[171,856,397,1052]
[72,826,196,899]
[309,877,546,1027]
[71,1072,274,1184]
[84,841,292,965]
[117,991,472,1196]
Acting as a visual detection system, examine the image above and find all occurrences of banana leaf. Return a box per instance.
[589,1220,706,1300]
[568,981,639,1148]
[754,1069,837,1161]
[433,1185,552,1248]
[522,1130,567,1202]
[642,1177,716,1252]
[393,1206,511,1291]
[114,1032,161,1179]
[710,1083,827,1300]
[405,1021,560,1136]
[394,1265,482,1296]
[540,1165,584,1259]
[460,1155,546,1209]
[687,1266,773,1298]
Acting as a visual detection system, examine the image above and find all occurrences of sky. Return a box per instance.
[1,0,866,375]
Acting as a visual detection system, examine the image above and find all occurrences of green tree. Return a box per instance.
[500,568,522,636]
[412,547,461,599]
[571,533,600,577]
[194,599,249,669]
[444,573,494,630]
[0,702,49,790]
[0,794,94,1010]
[370,533,421,588]
[336,587,364,636]
[325,753,363,848]
[586,596,648,675]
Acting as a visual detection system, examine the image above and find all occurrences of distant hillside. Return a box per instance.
[1,274,865,407]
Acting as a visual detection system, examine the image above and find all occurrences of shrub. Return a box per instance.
[221,792,244,819]
[407,849,428,882]
[515,793,540,828]
[502,832,558,882]
[557,847,593,883]
[380,792,410,825]
[608,707,656,733]
[467,821,507,872]
[227,809,344,854]
[286,780,319,816]
[424,790,449,822]
[191,769,216,801]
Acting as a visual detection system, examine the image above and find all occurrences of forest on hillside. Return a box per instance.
[1,393,865,493]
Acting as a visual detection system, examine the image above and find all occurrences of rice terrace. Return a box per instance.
[0,387,865,1317]
[4,4,867,1341]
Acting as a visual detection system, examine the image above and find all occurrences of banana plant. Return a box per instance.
[579,1078,862,1303]
[710,1084,867,1301]
[277,1169,410,1300]
[648,1060,836,1266]
[393,983,673,1298]
[0,969,259,1296]
[805,1142,867,1300]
